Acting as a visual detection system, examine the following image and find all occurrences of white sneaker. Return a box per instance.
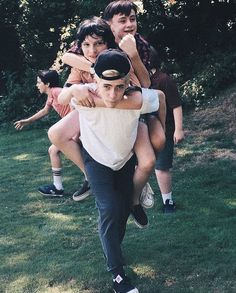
[140,182,154,208]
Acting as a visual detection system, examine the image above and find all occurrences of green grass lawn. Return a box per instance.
[1,97,236,293]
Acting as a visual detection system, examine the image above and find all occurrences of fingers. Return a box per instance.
[78,96,95,108]
[14,124,23,130]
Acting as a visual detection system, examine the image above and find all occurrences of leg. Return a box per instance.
[48,144,62,169]
[48,110,91,200]
[155,134,176,213]
[82,148,135,270]
[131,122,155,228]
[133,122,156,205]
[155,169,172,195]
[148,115,166,154]
[48,110,85,174]
[38,144,64,197]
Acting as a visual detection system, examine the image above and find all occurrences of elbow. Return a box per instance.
[142,80,151,88]
[61,53,71,65]
[140,76,151,88]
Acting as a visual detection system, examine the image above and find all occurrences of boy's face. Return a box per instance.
[95,76,129,108]
[108,9,137,42]
[81,35,108,63]
[36,77,48,94]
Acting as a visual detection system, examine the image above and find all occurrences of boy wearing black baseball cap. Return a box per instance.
[57,49,164,293]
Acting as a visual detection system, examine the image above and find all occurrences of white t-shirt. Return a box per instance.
[73,84,159,170]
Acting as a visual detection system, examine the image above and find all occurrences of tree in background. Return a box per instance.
[1,0,236,123]
[0,0,110,123]
[140,0,236,63]
[139,0,236,105]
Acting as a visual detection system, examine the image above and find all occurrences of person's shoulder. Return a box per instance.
[124,85,142,95]
[50,87,62,96]
[152,70,176,86]
[124,86,142,109]
[135,33,150,46]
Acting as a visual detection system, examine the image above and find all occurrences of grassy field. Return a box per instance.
[0,88,236,293]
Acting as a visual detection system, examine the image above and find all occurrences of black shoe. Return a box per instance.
[131,204,148,228]
[72,180,91,201]
[38,184,64,197]
[163,199,176,213]
[113,275,139,293]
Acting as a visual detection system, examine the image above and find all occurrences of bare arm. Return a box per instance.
[14,105,51,130]
[119,34,151,88]
[62,53,92,72]
[58,85,96,107]
[157,90,166,131]
[173,106,184,144]
[58,84,142,109]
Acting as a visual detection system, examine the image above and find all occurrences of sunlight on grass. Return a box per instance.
[13,153,31,161]
[6,276,30,292]
[225,199,236,207]
[42,285,74,293]
[133,264,157,279]
[46,212,74,222]
[176,148,194,157]
[5,253,29,266]
[0,236,17,245]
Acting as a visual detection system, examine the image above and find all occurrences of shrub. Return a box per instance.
[179,50,236,107]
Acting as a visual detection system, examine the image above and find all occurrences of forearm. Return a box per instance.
[173,106,183,131]
[27,108,49,122]
[157,91,166,130]
[130,54,151,88]
[62,53,92,72]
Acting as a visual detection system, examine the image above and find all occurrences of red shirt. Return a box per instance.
[46,87,71,118]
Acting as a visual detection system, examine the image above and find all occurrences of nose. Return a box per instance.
[109,89,117,99]
[89,45,97,57]
[126,19,133,27]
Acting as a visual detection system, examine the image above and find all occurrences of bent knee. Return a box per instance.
[48,125,63,145]
[152,134,166,153]
[137,154,156,172]
[48,144,60,156]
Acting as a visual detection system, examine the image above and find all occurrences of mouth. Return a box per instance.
[124,30,134,34]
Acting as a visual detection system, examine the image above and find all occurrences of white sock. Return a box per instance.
[162,192,172,204]
[52,168,63,190]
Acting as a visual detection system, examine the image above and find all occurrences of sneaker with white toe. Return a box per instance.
[140,182,154,209]
[113,274,139,293]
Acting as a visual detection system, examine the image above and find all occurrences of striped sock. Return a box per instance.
[52,168,63,190]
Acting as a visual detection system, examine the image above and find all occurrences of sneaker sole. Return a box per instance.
[72,190,90,202]
[132,216,149,229]
[140,200,154,209]
[113,288,139,293]
[38,190,64,197]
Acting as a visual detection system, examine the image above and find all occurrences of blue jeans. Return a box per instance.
[82,148,136,271]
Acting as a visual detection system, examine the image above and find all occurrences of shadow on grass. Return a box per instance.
[0,126,236,293]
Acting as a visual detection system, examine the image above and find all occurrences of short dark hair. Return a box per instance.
[76,17,117,54]
[103,0,138,21]
[38,70,59,87]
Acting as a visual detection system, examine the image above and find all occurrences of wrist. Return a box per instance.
[89,63,95,75]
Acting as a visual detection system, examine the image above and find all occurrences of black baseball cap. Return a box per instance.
[93,49,131,80]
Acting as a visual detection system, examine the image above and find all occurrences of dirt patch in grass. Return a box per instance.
[177,84,236,167]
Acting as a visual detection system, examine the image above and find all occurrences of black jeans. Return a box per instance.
[82,147,136,271]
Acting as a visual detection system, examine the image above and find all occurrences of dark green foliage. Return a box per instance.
[139,0,236,106]
[1,0,236,122]
[180,49,236,106]
[0,69,38,123]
